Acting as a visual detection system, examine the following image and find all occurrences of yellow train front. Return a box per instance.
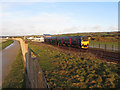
[80,36,89,49]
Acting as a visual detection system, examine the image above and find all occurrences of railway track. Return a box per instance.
[88,48,120,64]
[26,41,120,64]
[52,44,120,64]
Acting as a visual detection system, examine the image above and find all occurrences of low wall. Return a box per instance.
[13,38,28,66]
[13,38,48,88]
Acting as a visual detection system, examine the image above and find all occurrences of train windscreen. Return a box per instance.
[82,37,88,41]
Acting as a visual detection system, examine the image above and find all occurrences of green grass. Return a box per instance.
[2,48,25,88]
[0,40,14,50]
[29,44,58,71]
[90,41,119,46]
[89,41,119,51]
[29,43,120,88]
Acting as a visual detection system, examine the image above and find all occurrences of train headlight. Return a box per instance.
[82,44,84,46]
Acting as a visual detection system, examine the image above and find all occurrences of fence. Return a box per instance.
[13,38,48,88]
[25,47,49,88]
[89,43,119,51]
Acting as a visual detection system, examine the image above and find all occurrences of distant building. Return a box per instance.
[43,34,51,36]
[34,37,44,42]
[27,37,34,40]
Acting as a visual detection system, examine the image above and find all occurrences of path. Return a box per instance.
[0,40,20,86]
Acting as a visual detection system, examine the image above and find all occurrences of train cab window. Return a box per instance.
[81,37,88,41]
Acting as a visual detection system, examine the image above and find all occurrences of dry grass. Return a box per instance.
[29,42,120,88]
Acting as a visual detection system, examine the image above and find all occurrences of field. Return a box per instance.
[28,42,120,88]
[2,48,25,88]
[0,39,14,50]
[89,41,119,51]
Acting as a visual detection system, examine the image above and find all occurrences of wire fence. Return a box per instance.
[89,43,119,51]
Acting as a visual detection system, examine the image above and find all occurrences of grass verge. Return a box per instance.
[90,40,119,47]
[89,40,119,51]
[28,42,120,88]
[0,40,14,50]
[2,48,25,88]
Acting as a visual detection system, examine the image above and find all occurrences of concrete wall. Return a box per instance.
[13,38,48,88]
[13,38,28,66]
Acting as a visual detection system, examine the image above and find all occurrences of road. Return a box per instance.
[0,40,20,86]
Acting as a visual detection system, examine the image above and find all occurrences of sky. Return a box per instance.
[0,1,119,36]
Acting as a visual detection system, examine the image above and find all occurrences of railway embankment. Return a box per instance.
[27,41,120,88]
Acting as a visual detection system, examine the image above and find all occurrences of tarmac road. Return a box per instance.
[0,40,20,86]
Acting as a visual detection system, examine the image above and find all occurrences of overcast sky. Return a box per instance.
[0,0,119,36]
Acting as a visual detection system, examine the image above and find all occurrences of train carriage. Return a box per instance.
[44,36,89,49]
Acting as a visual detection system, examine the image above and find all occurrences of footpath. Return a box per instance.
[1,40,20,87]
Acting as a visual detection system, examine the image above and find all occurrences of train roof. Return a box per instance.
[57,36,85,38]
[44,36,86,39]
[44,36,57,39]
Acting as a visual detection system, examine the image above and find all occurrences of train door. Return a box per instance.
[79,37,81,48]
[69,38,72,46]
[50,39,52,44]
[61,38,63,45]
[56,37,58,45]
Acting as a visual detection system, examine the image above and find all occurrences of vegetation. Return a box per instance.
[2,48,25,88]
[29,43,120,88]
[89,40,119,51]
[90,40,119,46]
[0,40,14,50]
[54,32,119,43]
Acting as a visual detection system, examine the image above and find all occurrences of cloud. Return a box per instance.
[0,12,12,17]
[63,26,79,33]
[62,25,104,34]
[1,12,75,36]
[82,26,103,32]
[108,26,118,31]
[0,3,118,36]
[1,11,117,36]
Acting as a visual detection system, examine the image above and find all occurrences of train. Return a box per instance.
[44,36,89,49]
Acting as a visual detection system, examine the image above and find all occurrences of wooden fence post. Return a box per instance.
[105,44,106,50]
[99,44,100,48]
[112,45,114,51]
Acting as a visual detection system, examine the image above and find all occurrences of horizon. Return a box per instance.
[1,31,119,37]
